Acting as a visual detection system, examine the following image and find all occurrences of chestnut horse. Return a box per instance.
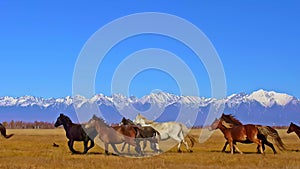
[287,122,300,138]
[210,114,285,154]
[85,115,143,156]
[210,117,264,154]
[220,114,285,154]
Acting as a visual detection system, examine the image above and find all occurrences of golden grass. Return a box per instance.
[0,129,300,169]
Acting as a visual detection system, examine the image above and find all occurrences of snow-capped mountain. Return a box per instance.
[0,90,299,126]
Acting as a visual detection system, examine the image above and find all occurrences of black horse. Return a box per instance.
[0,123,14,139]
[120,117,161,153]
[54,114,97,154]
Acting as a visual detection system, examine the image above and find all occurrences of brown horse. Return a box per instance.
[287,122,300,138]
[0,123,14,139]
[85,115,143,156]
[120,117,161,153]
[220,114,285,153]
[210,114,285,154]
[210,117,264,154]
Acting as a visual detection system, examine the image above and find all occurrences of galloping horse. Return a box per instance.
[210,114,285,154]
[134,113,195,153]
[287,122,300,138]
[220,114,285,153]
[54,114,97,154]
[120,117,161,153]
[0,123,14,139]
[210,117,264,154]
[85,115,143,156]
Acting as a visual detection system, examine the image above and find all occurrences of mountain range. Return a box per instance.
[0,89,299,126]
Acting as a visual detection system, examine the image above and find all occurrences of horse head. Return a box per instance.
[54,114,72,127]
[120,117,126,125]
[287,122,295,134]
[209,118,221,131]
[134,114,147,125]
[86,115,98,129]
[54,114,64,127]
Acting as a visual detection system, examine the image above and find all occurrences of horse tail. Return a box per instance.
[180,123,196,148]
[0,123,14,139]
[257,126,286,151]
[186,134,196,148]
[154,129,161,140]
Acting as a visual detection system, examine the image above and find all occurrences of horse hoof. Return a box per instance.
[189,150,193,153]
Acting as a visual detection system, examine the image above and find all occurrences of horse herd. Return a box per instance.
[1,113,300,156]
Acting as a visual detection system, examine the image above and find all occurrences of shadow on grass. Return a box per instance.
[208,150,265,155]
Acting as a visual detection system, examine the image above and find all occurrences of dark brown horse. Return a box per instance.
[220,114,285,153]
[120,117,161,153]
[0,123,14,139]
[54,114,97,154]
[287,122,300,138]
[85,115,143,156]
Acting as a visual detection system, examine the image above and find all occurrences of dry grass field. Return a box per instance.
[1,128,300,169]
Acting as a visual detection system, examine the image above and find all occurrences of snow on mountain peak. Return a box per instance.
[248,89,293,107]
[0,89,297,109]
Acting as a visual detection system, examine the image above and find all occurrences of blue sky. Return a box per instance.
[1,1,300,98]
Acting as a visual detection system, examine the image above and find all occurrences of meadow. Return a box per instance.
[0,128,300,169]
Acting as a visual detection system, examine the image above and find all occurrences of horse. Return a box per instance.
[134,113,196,153]
[0,123,14,139]
[220,114,285,153]
[54,114,97,154]
[287,122,300,138]
[210,114,285,154]
[120,117,161,153]
[85,115,143,156]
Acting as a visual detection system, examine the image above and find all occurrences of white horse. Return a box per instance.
[134,113,195,152]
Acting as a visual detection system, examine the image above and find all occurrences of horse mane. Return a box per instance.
[292,122,300,130]
[221,114,243,125]
[60,114,73,124]
[122,117,135,125]
[93,115,110,127]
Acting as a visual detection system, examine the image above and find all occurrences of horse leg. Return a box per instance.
[87,139,95,151]
[68,140,79,154]
[143,139,147,151]
[252,139,264,154]
[222,141,237,152]
[261,137,277,154]
[104,143,109,155]
[121,142,127,152]
[178,131,192,152]
[111,144,121,155]
[171,135,183,153]
[127,144,131,153]
[232,144,243,154]
[83,140,88,154]
[228,140,235,154]
[222,141,228,152]
[134,139,143,156]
